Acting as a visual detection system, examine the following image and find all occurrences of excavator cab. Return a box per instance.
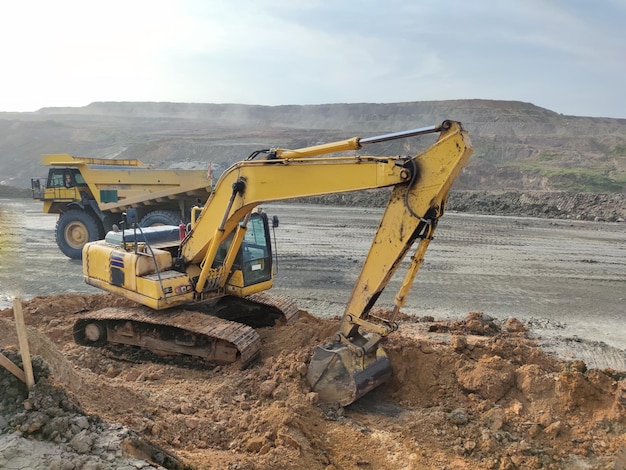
[213,212,273,288]
[241,213,273,286]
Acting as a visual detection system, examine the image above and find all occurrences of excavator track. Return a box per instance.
[211,292,299,326]
[73,293,298,366]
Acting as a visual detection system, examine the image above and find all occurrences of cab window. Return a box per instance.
[47,169,66,188]
[212,213,272,286]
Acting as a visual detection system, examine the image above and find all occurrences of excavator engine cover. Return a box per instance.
[307,341,392,406]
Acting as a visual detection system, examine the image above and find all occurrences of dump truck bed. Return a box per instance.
[39,154,212,213]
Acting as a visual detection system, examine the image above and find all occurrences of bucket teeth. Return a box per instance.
[307,342,392,406]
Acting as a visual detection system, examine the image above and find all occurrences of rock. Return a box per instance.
[528,424,541,438]
[482,407,505,431]
[507,399,523,415]
[69,430,94,454]
[72,415,90,430]
[448,408,469,425]
[104,366,119,378]
[150,423,160,437]
[544,421,563,438]
[185,418,199,430]
[295,362,308,377]
[277,431,301,450]
[504,317,527,333]
[179,403,196,415]
[21,411,49,434]
[480,429,498,453]
[465,311,500,335]
[42,416,70,439]
[463,439,476,452]
[451,335,467,351]
[306,392,319,405]
[456,356,516,401]
[259,380,277,397]
[124,370,142,382]
[245,437,265,453]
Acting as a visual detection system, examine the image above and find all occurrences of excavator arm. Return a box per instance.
[308,120,473,404]
[341,119,472,339]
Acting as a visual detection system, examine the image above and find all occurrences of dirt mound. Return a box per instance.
[1,294,624,469]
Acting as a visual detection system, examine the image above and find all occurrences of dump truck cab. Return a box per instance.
[32,167,89,206]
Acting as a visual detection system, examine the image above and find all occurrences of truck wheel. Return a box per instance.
[139,210,181,227]
[56,210,102,259]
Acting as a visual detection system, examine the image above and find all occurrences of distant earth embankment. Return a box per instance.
[1,99,624,221]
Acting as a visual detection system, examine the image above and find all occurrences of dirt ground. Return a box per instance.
[0,199,625,469]
[1,294,625,469]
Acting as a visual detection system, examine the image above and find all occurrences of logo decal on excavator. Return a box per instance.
[110,254,125,287]
[111,254,124,269]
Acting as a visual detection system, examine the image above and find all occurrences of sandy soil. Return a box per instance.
[1,295,625,469]
[0,199,625,469]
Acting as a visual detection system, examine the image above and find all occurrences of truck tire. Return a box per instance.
[139,210,181,227]
[56,209,103,259]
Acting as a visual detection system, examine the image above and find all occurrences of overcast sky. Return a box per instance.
[2,0,625,118]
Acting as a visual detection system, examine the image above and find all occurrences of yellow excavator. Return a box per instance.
[77,120,472,405]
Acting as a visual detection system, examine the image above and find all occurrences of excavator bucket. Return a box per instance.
[307,342,392,406]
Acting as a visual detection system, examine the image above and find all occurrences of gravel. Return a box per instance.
[0,349,181,470]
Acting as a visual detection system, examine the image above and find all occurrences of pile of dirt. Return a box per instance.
[1,294,625,469]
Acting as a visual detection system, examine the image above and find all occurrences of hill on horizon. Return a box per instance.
[1,99,625,193]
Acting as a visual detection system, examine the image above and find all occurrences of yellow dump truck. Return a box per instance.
[31,154,212,259]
